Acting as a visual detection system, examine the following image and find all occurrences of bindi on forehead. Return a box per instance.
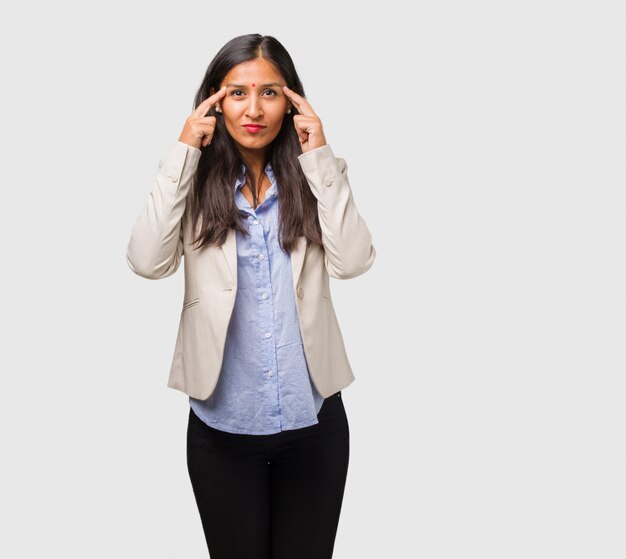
[224,82,283,89]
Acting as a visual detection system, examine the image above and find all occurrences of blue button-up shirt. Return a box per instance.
[189,161,325,435]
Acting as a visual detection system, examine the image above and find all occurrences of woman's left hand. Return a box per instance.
[283,85,328,153]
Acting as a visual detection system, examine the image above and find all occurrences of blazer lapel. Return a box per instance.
[290,236,306,290]
[221,227,237,283]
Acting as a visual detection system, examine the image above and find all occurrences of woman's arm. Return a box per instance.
[125,141,202,280]
[298,144,376,279]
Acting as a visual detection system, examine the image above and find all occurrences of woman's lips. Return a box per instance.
[242,125,266,134]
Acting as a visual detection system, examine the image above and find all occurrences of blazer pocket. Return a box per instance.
[182,297,200,311]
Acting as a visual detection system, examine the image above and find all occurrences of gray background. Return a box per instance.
[1,1,625,557]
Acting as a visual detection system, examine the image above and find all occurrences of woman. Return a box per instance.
[126,34,376,558]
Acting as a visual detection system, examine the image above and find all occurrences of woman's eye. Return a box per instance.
[231,89,277,97]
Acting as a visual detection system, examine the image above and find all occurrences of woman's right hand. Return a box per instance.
[178,86,228,149]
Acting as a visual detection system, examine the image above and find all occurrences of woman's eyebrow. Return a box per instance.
[224,82,283,88]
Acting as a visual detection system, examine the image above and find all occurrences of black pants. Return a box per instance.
[186,391,350,558]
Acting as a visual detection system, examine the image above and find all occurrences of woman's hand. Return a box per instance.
[178,86,228,149]
[282,85,327,153]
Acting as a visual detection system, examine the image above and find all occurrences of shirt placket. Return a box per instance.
[239,192,282,431]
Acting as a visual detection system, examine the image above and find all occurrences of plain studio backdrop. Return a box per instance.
[1,1,625,557]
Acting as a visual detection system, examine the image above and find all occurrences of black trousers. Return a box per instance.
[186,391,350,559]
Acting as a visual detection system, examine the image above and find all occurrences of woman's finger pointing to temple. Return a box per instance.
[282,86,327,153]
[178,86,228,149]
[282,85,319,118]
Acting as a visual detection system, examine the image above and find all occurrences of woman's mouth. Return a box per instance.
[242,124,266,134]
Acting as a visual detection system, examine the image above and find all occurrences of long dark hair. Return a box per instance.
[187,34,323,254]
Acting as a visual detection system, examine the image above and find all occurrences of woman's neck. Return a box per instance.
[239,146,268,179]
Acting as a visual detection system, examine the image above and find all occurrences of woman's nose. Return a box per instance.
[246,96,263,117]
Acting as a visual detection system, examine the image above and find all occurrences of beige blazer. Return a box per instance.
[126,141,376,400]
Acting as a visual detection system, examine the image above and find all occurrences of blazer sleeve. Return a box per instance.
[298,144,376,279]
[125,141,202,280]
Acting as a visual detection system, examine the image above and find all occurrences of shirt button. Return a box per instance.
[267,370,273,377]
[261,292,268,299]
[265,331,271,338]
[253,219,259,224]
[259,253,265,260]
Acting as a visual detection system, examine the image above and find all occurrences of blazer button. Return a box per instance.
[297,286,304,298]
[169,174,179,182]
[324,178,334,187]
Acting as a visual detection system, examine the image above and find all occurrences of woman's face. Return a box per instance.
[214,58,291,155]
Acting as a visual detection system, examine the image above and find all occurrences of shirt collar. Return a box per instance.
[234,161,275,192]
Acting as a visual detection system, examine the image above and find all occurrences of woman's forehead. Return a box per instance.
[221,59,284,87]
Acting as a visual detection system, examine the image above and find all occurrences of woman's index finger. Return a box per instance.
[193,86,227,117]
[282,86,317,117]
